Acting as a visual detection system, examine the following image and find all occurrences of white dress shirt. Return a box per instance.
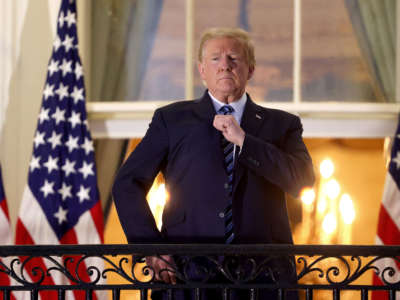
[208,91,247,125]
[208,91,247,161]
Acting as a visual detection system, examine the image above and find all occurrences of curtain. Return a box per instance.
[239,0,250,31]
[90,0,163,219]
[345,0,396,102]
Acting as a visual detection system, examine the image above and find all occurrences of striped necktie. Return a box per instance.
[218,105,235,244]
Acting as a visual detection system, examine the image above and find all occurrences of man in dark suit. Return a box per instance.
[112,27,315,299]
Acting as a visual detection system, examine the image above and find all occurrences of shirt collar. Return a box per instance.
[208,91,247,113]
[208,91,247,125]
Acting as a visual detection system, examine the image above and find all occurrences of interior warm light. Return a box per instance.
[301,187,316,206]
[147,183,168,230]
[317,197,327,214]
[320,158,334,179]
[339,194,355,225]
[322,213,337,234]
[148,183,167,208]
[325,179,341,200]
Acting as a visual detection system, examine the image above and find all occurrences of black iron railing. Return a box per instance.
[0,244,398,299]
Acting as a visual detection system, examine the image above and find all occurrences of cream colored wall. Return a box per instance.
[1,0,56,233]
[0,0,89,234]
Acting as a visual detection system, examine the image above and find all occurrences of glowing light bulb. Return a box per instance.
[322,213,337,234]
[340,194,355,225]
[320,159,334,179]
[301,187,316,206]
[325,179,340,200]
[317,197,327,214]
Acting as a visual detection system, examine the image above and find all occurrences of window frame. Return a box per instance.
[85,0,400,139]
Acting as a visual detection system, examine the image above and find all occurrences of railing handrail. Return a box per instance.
[1,244,399,256]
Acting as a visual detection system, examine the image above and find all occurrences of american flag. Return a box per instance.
[0,166,15,300]
[0,167,12,248]
[15,0,104,299]
[372,116,400,300]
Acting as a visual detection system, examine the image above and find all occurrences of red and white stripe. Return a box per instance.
[15,187,106,300]
[0,197,12,243]
[372,168,400,299]
[0,190,16,300]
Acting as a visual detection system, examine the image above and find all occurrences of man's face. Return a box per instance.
[198,37,254,103]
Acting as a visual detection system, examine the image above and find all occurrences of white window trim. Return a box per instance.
[87,101,400,139]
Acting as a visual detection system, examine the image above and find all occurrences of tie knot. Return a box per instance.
[218,105,234,115]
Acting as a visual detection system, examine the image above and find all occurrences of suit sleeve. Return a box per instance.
[112,109,169,243]
[238,115,314,197]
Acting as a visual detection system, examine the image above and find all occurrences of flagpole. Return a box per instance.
[77,0,92,101]
[397,0,400,103]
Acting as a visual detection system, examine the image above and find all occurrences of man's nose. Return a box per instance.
[219,56,232,71]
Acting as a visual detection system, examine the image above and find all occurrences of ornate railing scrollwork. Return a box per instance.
[0,244,397,296]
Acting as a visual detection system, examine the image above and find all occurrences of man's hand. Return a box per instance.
[145,255,176,284]
[213,115,245,147]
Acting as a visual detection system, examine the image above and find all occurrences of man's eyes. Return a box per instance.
[210,56,238,61]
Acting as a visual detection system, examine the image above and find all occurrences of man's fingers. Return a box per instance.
[170,272,177,284]
[159,255,176,284]
[159,268,176,284]
[213,115,245,147]
[146,255,176,284]
[213,115,224,131]
[213,115,234,132]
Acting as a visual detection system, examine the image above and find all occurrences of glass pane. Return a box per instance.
[90,0,185,102]
[139,1,186,100]
[301,0,382,102]
[194,0,293,102]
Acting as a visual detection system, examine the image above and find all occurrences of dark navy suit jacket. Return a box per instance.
[113,91,314,245]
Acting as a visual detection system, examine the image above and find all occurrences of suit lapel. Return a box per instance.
[194,91,227,170]
[240,94,265,136]
[193,91,217,121]
[233,95,265,191]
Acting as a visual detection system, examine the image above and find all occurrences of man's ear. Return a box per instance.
[197,62,205,80]
[198,61,208,87]
[247,66,255,80]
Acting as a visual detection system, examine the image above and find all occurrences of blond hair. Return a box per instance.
[198,27,256,69]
